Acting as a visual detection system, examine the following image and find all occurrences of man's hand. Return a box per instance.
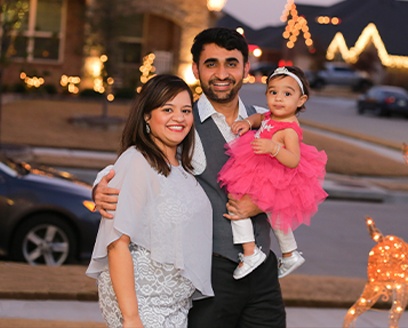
[224,194,262,220]
[93,169,119,219]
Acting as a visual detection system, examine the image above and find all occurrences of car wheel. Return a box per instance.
[357,105,365,115]
[374,106,390,117]
[11,214,76,266]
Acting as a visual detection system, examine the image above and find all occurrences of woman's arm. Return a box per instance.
[108,235,144,328]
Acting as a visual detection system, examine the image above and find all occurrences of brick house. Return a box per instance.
[3,0,86,92]
[3,0,213,93]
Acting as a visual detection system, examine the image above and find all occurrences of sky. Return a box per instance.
[223,0,344,29]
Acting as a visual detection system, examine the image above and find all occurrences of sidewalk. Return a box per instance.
[0,261,380,326]
[1,301,407,328]
[1,261,407,327]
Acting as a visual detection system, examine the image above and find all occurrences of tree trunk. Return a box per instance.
[102,96,108,118]
[0,68,4,150]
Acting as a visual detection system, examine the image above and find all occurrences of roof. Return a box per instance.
[216,13,284,49]
[217,0,408,57]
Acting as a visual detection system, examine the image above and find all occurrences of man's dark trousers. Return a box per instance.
[188,252,286,328]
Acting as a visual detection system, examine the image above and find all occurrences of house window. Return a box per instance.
[12,0,65,62]
[116,14,144,66]
[119,42,142,64]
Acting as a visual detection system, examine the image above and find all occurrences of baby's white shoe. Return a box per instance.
[233,246,267,280]
[278,250,305,278]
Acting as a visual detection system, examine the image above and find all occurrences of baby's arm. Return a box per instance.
[231,113,264,136]
[251,129,301,168]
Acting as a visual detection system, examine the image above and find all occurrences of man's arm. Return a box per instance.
[93,169,119,219]
[224,194,262,220]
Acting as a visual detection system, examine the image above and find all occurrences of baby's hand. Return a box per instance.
[251,138,277,155]
[231,120,251,136]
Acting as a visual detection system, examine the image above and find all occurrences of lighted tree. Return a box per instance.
[0,0,29,148]
[84,0,116,118]
[280,0,314,52]
[136,53,157,92]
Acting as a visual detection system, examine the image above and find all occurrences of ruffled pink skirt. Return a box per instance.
[218,131,328,232]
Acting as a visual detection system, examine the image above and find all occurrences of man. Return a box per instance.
[93,27,286,327]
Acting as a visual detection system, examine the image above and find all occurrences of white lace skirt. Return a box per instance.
[97,243,195,328]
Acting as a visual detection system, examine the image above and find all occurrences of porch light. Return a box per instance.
[207,0,227,12]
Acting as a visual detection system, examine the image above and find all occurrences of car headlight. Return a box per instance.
[82,200,96,212]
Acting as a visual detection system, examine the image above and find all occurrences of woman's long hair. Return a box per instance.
[119,74,195,176]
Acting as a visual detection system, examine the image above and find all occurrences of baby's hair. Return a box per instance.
[267,66,310,113]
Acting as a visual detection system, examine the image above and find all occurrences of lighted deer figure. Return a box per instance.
[343,217,408,328]
[402,143,408,165]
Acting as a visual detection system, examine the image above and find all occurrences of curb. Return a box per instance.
[324,174,388,203]
[0,262,396,310]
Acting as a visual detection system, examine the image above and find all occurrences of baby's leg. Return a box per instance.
[271,226,305,278]
[272,227,297,254]
[231,218,255,256]
[231,219,266,279]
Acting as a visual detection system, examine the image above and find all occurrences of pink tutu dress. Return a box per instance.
[218,113,328,233]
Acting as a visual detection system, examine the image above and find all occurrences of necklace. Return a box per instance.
[177,166,189,179]
[171,163,188,179]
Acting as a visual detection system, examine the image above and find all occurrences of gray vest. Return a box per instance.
[193,103,271,262]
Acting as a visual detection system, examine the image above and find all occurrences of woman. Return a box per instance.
[86,74,213,328]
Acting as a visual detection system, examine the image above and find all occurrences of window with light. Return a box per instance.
[12,0,64,62]
[116,14,144,66]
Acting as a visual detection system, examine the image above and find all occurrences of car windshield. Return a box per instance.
[0,156,91,188]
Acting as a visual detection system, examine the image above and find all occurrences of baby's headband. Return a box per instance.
[269,67,304,95]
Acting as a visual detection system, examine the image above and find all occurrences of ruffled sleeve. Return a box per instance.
[86,148,158,278]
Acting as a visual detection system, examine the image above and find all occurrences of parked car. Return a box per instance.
[0,156,100,266]
[308,62,372,92]
[249,62,277,77]
[357,85,408,117]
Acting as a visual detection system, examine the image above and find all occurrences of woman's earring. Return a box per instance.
[145,122,151,134]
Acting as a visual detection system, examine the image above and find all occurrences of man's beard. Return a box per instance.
[201,78,243,104]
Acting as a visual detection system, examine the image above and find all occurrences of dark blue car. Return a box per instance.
[0,156,100,266]
[357,85,408,117]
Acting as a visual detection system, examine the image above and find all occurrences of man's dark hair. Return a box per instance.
[191,27,249,64]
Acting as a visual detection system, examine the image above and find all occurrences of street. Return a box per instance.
[278,198,408,278]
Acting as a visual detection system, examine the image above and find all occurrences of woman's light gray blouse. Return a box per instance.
[86,147,214,297]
